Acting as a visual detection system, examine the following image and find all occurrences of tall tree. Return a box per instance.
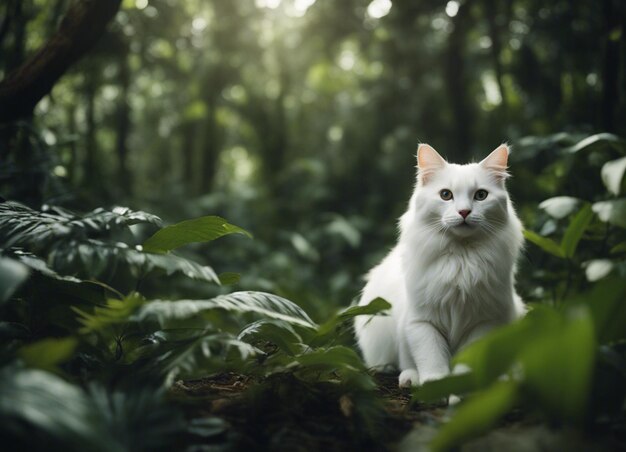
[0,0,122,124]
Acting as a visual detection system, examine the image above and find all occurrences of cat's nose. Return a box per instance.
[459,210,471,219]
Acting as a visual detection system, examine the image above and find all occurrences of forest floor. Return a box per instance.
[172,373,625,452]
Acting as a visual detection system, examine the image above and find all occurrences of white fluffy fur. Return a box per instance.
[354,144,525,387]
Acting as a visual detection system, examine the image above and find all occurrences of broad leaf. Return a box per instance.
[565,133,624,154]
[316,297,391,338]
[429,381,518,452]
[238,319,305,355]
[0,257,29,302]
[135,292,317,329]
[19,337,78,371]
[520,306,595,423]
[523,230,565,258]
[142,216,251,253]
[601,156,626,196]
[0,202,160,252]
[592,199,626,228]
[295,345,366,372]
[156,332,257,382]
[0,366,108,450]
[538,196,581,219]
[561,204,593,258]
[413,372,476,403]
[50,239,220,284]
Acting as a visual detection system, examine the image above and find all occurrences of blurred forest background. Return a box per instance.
[1,0,626,450]
[2,0,624,316]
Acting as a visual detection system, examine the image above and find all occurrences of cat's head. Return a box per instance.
[413,144,511,238]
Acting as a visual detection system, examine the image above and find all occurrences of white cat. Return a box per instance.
[354,144,525,388]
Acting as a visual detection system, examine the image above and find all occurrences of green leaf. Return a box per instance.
[601,156,626,196]
[453,317,537,385]
[0,366,107,449]
[135,291,317,329]
[561,204,593,258]
[296,345,366,371]
[523,230,565,258]
[565,133,624,154]
[218,272,241,285]
[19,337,78,371]
[336,297,391,320]
[413,372,476,403]
[573,278,626,344]
[74,293,146,334]
[0,257,29,302]
[520,306,595,423]
[142,216,251,254]
[592,199,626,228]
[315,297,391,338]
[159,332,257,382]
[610,241,626,254]
[50,239,220,284]
[238,319,304,355]
[429,381,518,452]
[538,196,581,219]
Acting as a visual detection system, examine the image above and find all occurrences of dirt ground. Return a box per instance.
[171,373,626,452]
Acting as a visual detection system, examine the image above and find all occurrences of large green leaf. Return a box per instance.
[573,278,626,344]
[156,332,257,382]
[238,319,305,356]
[142,216,251,254]
[0,257,29,302]
[429,381,519,452]
[520,306,595,423]
[19,337,78,372]
[452,317,538,385]
[315,297,391,338]
[523,230,565,258]
[0,366,110,451]
[561,204,593,258]
[135,291,317,329]
[413,372,476,403]
[295,345,366,372]
[50,239,220,284]
[0,202,160,252]
[565,133,624,154]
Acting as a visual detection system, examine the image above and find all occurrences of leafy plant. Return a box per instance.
[0,200,390,450]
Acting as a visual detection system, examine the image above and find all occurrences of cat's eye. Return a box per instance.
[474,189,488,201]
[440,189,453,201]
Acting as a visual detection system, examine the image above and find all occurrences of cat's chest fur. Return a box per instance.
[400,237,513,350]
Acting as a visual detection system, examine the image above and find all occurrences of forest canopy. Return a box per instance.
[0,0,625,450]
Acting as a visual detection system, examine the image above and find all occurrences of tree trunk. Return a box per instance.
[601,0,622,132]
[445,0,474,158]
[0,0,122,124]
[484,0,508,111]
[116,45,132,194]
[83,68,98,189]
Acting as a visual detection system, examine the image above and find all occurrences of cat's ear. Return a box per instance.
[417,144,447,184]
[480,144,510,181]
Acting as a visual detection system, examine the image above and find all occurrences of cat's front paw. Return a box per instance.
[398,369,420,388]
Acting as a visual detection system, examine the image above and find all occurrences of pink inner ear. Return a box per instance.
[417,144,447,184]
[481,145,509,170]
[417,144,446,170]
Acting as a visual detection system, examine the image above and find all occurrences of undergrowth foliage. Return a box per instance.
[1,133,625,451]
[0,201,389,450]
